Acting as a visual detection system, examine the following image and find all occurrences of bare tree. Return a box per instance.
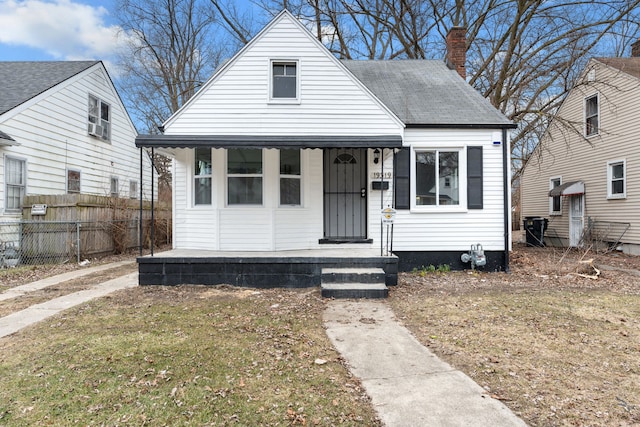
[215,0,640,180]
[114,0,235,198]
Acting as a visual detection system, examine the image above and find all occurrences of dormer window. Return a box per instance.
[271,61,298,100]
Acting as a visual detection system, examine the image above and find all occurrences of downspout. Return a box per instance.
[502,128,510,272]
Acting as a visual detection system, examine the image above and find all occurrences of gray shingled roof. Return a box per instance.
[594,57,640,79]
[342,60,513,127]
[0,61,99,115]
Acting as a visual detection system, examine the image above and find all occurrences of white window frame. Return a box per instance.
[4,156,26,214]
[88,94,111,141]
[279,149,302,207]
[585,93,599,137]
[549,176,562,215]
[269,59,300,103]
[607,159,626,199]
[110,176,119,198]
[410,147,466,212]
[226,148,264,206]
[129,180,138,200]
[67,169,81,194]
[193,148,212,206]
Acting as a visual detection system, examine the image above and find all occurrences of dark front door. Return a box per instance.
[323,148,367,240]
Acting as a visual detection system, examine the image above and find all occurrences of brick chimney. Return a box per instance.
[632,39,640,57]
[446,27,467,79]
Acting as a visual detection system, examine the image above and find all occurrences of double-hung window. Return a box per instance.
[280,149,301,206]
[585,94,599,137]
[5,156,25,212]
[550,177,561,214]
[228,149,263,205]
[129,180,138,200]
[67,169,81,194]
[415,150,459,206]
[110,177,119,198]
[88,95,111,141]
[271,61,298,100]
[194,148,212,205]
[607,160,626,199]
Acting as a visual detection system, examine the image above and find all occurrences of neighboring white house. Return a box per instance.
[0,60,154,223]
[521,47,640,254]
[136,10,514,286]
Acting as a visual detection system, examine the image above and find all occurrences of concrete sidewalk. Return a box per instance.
[0,264,137,338]
[324,300,528,427]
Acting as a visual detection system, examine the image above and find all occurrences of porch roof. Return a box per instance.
[549,181,584,197]
[135,134,403,149]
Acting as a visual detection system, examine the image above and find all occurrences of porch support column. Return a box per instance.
[380,148,384,256]
[139,147,143,257]
[151,147,155,256]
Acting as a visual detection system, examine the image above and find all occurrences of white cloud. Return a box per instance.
[0,0,130,61]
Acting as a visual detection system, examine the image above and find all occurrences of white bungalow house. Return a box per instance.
[136,10,514,289]
[0,61,155,257]
[521,45,640,253]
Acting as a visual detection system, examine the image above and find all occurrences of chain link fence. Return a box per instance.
[0,219,171,268]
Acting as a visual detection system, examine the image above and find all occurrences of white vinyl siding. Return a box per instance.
[164,16,402,136]
[392,129,507,251]
[0,63,155,220]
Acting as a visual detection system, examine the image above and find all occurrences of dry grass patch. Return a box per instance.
[0,286,380,426]
[390,246,640,427]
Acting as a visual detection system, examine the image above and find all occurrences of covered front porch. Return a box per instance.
[137,248,398,290]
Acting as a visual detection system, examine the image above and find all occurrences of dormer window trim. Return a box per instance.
[269,59,300,104]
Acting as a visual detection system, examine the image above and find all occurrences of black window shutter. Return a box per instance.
[467,146,483,209]
[394,148,411,209]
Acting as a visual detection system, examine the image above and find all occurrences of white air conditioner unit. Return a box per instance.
[88,122,105,138]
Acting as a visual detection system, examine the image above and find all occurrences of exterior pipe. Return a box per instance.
[502,128,510,272]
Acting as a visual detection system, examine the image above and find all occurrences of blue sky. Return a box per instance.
[0,0,123,73]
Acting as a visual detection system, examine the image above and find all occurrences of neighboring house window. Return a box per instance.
[88,94,111,141]
[280,149,301,206]
[67,169,81,194]
[110,177,119,197]
[228,148,262,205]
[129,180,138,199]
[585,94,599,136]
[550,177,562,214]
[271,61,297,100]
[5,156,26,212]
[415,150,459,206]
[194,148,212,205]
[607,160,626,199]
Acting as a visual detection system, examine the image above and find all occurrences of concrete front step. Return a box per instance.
[321,267,388,299]
[321,267,386,284]
[321,282,389,299]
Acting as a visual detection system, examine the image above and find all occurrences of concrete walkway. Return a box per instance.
[2,267,527,426]
[324,300,528,427]
[0,263,137,338]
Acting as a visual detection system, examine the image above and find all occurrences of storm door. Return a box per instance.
[323,148,367,240]
[569,195,584,247]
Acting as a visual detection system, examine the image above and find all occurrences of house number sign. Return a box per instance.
[371,172,392,179]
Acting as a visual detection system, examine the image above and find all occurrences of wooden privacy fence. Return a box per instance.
[0,194,170,266]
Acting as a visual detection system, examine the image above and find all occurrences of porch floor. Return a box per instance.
[137,248,398,288]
